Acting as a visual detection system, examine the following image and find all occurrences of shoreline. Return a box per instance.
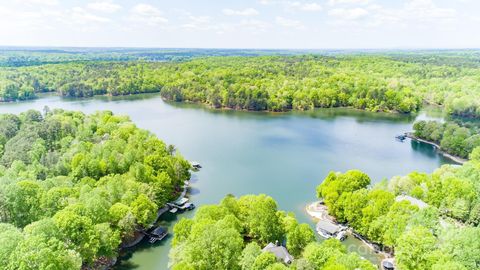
[405,132,467,164]
[95,180,192,269]
[305,201,392,262]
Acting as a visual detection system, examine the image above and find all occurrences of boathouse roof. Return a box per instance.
[174,197,189,206]
[152,227,167,236]
[316,220,341,235]
[262,243,294,264]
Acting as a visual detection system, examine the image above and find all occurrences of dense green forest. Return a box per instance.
[413,120,480,158]
[169,194,376,270]
[0,110,191,269]
[317,148,480,270]
[2,52,480,117]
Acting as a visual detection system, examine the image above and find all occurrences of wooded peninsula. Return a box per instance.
[1,49,480,270]
[2,51,480,118]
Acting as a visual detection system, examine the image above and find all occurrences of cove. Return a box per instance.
[0,93,454,269]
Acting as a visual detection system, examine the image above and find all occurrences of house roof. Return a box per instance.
[174,197,189,206]
[262,243,294,264]
[395,195,428,209]
[316,220,341,235]
[152,227,167,236]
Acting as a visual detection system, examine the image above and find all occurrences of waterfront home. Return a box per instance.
[262,242,294,264]
[395,195,428,209]
[316,220,342,239]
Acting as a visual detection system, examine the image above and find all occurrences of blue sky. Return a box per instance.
[0,0,479,48]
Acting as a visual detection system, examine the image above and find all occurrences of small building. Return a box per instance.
[173,197,189,206]
[262,242,294,264]
[316,220,342,239]
[167,197,195,212]
[395,195,428,209]
[147,227,168,244]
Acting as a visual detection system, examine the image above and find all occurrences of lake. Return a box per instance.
[0,93,453,269]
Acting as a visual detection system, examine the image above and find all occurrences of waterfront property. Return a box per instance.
[316,220,344,239]
[0,94,454,270]
[146,227,168,244]
[262,242,294,264]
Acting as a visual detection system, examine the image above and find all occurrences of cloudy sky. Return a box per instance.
[0,0,478,49]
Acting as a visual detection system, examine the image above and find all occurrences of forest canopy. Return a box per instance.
[0,109,191,269]
[169,194,376,270]
[1,53,480,117]
[316,152,480,270]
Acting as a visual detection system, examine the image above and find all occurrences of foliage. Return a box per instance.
[0,109,191,268]
[169,194,326,270]
[413,120,480,158]
[317,156,480,269]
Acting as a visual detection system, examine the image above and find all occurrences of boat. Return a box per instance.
[395,134,407,141]
[336,231,348,241]
[190,161,202,170]
[178,202,195,211]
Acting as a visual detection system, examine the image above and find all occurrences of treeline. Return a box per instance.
[169,194,376,270]
[0,110,191,269]
[0,62,162,101]
[413,120,480,158]
[2,54,480,117]
[317,149,480,270]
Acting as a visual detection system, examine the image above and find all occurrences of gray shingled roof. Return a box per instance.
[316,220,341,235]
[262,243,294,264]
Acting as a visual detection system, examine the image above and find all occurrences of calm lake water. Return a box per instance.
[0,93,453,269]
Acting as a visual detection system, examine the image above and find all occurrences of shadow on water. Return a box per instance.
[188,174,199,184]
[166,100,417,124]
[410,139,438,159]
[299,107,417,124]
[114,210,196,270]
[189,187,201,196]
[58,92,163,104]
[116,234,173,270]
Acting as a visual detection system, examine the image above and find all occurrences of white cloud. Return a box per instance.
[328,0,371,6]
[300,3,323,11]
[286,1,322,11]
[329,7,369,20]
[129,4,168,25]
[181,15,212,30]
[70,7,111,24]
[87,0,122,13]
[405,0,456,21]
[20,0,59,6]
[239,19,271,32]
[275,16,305,29]
[222,8,259,16]
[326,0,458,30]
[259,0,274,5]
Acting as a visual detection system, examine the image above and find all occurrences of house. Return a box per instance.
[395,195,428,209]
[262,242,294,264]
[316,220,341,239]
